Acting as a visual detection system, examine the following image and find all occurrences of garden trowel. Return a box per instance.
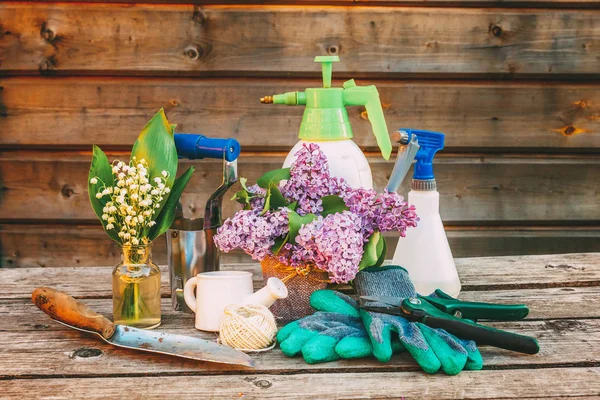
[32,287,255,367]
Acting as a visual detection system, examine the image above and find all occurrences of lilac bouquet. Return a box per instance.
[214,143,418,284]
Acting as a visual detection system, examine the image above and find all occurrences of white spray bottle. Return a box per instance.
[387,129,461,297]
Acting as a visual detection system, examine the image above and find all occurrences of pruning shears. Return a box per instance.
[360,290,540,354]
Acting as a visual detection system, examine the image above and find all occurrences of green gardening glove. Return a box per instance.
[355,266,484,375]
[277,290,402,364]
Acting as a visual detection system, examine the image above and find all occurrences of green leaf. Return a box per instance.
[268,183,287,209]
[148,166,195,241]
[359,231,382,270]
[257,168,290,188]
[320,195,349,217]
[261,183,288,215]
[239,177,250,192]
[131,109,178,217]
[88,145,120,243]
[288,201,298,211]
[373,235,387,268]
[288,210,317,244]
[271,233,290,255]
[231,189,250,205]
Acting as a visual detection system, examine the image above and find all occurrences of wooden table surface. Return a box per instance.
[1,253,599,399]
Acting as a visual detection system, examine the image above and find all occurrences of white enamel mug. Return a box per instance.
[184,271,253,332]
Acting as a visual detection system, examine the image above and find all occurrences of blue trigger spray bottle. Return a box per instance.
[387,129,461,297]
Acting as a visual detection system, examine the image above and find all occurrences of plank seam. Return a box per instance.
[0,362,597,381]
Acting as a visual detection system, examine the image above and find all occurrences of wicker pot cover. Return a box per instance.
[260,255,329,323]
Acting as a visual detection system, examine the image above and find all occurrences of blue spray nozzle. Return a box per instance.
[174,134,241,161]
[401,129,445,180]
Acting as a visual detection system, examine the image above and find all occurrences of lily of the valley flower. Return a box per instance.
[90,157,170,246]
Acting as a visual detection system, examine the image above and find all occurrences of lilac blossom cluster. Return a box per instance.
[344,188,418,239]
[214,209,289,261]
[281,143,349,215]
[214,143,419,283]
[293,211,364,283]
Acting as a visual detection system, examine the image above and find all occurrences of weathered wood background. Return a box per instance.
[0,2,599,268]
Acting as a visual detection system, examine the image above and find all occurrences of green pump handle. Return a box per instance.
[342,79,392,160]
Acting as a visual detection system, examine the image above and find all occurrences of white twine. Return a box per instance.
[218,303,278,352]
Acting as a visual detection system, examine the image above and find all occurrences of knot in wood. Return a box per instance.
[327,45,340,55]
[185,46,201,60]
[564,126,576,136]
[61,184,75,198]
[490,25,503,38]
[39,59,52,72]
[71,347,103,359]
[41,27,55,42]
[193,8,207,25]
[254,380,272,389]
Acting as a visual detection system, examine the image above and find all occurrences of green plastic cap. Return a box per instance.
[314,56,340,88]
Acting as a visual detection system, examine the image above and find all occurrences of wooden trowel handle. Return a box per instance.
[32,287,115,339]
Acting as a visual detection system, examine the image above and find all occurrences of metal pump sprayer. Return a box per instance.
[261,56,392,189]
[387,129,461,297]
[167,133,241,312]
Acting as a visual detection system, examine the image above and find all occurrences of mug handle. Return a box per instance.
[183,277,198,312]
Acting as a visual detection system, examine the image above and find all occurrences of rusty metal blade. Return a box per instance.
[52,318,255,368]
[107,325,255,367]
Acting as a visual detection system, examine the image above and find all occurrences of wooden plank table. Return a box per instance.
[0,253,599,399]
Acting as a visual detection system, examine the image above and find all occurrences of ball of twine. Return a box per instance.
[219,303,277,352]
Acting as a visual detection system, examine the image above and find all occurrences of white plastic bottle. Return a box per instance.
[283,140,373,189]
[389,129,461,297]
[261,56,392,189]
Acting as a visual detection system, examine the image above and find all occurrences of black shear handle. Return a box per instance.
[423,316,540,355]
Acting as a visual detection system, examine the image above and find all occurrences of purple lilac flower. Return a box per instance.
[342,188,419,240]
[294,211,364,284]
[214,209,289,261]
[375,191,419,237]
[281,143,349,215]
[246,184,266,211]
[342,188,379,240]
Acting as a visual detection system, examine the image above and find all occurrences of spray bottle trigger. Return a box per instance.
[386,132,420,193]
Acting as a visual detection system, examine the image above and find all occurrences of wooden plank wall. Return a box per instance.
[0,1,599,268]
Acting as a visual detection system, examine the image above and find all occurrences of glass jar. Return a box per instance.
[112,244,161,329]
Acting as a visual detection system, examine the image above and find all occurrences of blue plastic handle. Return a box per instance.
[174,134,241,161]
[400,129,445,180]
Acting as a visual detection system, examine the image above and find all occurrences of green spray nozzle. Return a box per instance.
[314,55,340,88]
[260,56,392,160]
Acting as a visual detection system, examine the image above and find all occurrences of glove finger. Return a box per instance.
[278,323,319,357]
[277,321,299,343]
[459,338,483,370]
[301,326,357,364]
[418,324,468,376]
[336,331,373,359]
[310,290,360,317]
[388,318,441,374]
[361,311,396,363]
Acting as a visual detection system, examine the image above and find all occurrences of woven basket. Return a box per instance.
[260,256,329,323]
